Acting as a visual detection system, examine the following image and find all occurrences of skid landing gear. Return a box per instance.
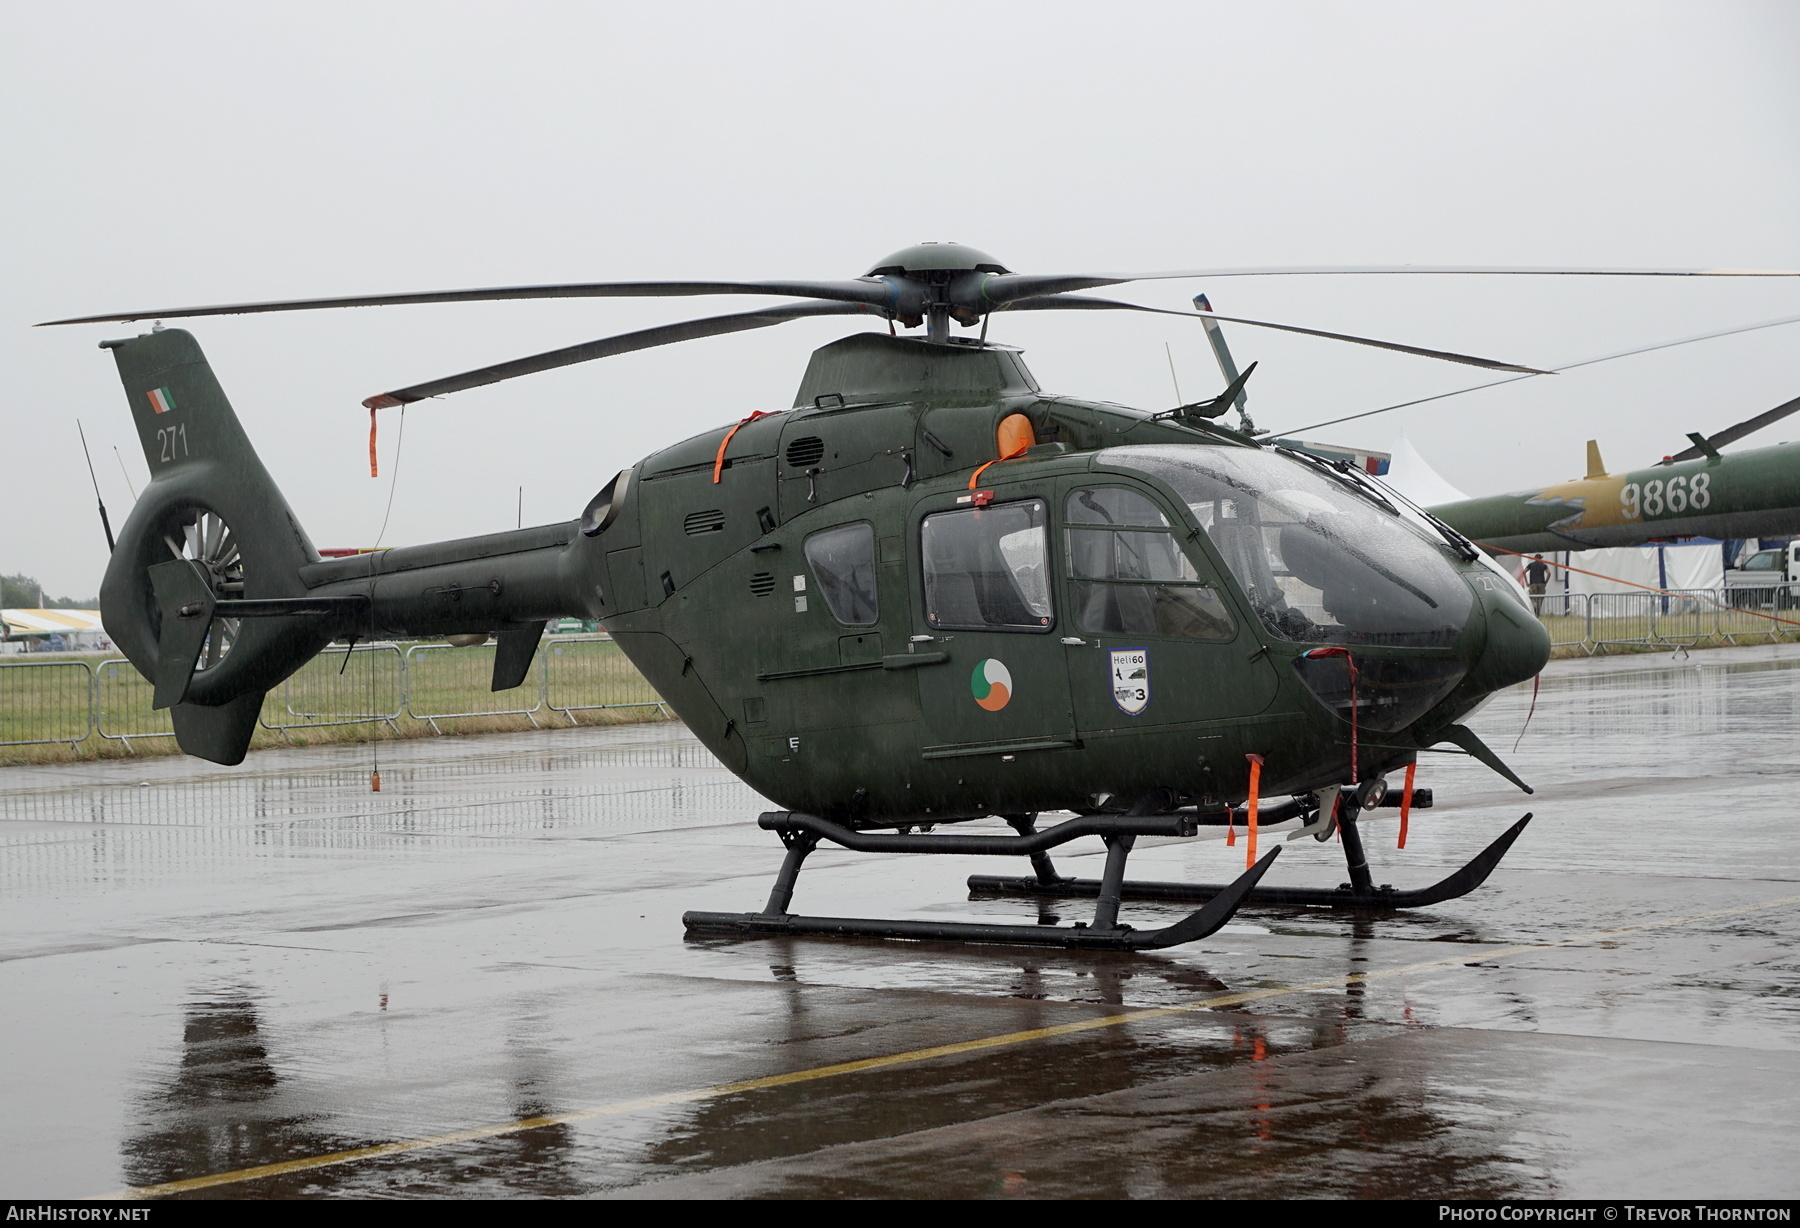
[683,811,1281,950]
[968,810,1533,912]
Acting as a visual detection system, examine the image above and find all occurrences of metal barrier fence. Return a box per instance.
[1720,584,1800,644]
[0,660,94,748]
[263,641,405,736]
[3,601,1794,753]
[1,634,670,754]
[1531,592,1590,649]
[95,657,173,744]
[404,641,545,733]
[1534,587,1799,654]
[1588,591,1692,650]
[544,635,667,723]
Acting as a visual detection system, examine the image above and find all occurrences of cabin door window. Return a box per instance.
[911,494,1074,751]
[804,522,879,625]
[920,499,1053,632]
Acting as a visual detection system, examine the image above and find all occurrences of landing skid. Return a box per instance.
[684,811,1281,951]
[968,813,1533,912]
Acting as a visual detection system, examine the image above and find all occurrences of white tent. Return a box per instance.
[1561,544,1724,595]
[1380,433,1470,508]
[1,608,108,651]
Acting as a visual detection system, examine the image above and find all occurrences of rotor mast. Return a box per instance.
[926,302,952,345]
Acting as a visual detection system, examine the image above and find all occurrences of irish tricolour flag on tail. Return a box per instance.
[146,387,176,415]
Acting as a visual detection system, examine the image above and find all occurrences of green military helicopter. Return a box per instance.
[46,244,1800,950]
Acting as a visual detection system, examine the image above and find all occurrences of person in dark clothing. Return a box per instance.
[1525,555,1552,612]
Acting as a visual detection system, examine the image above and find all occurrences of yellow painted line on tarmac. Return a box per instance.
[103,892,1800,1199]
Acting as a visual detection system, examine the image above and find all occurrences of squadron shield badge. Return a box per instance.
[1110,648,1149,715]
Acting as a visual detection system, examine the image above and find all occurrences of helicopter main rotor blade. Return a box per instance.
[1286,311,1800,435]
[980,265,1800,305]
[38,279,900,327]
[1002,294,1550,375]
[361,300,876,408]
[1667,393,1800,462]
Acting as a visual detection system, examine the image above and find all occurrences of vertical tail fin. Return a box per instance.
[1585,439,1607,480]
[99,329,332,764]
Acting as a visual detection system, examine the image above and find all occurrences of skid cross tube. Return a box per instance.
[683,810,1283,950]
[1005,813,1065,885]
[968,814,1533,912]
[757,809,1201,852]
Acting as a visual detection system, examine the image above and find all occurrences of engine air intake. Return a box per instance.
[683,509,725,535]
[785,436,825,468]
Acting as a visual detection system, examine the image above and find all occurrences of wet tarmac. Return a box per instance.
[1,643,1797,1199]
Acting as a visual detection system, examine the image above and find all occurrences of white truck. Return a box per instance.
[1725,540,1800,610]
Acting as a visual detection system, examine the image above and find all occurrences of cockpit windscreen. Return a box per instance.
[1098,446,1474,648]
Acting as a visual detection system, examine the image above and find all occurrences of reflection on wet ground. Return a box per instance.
[1,645,1797,1198]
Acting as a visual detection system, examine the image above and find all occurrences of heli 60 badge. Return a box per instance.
[1110,648,1149,715]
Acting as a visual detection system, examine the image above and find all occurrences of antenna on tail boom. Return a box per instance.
[76,420,114,553]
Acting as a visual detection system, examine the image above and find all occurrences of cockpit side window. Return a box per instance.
[1064,487,1235,640]
[1067,487,1169,528]
[804,522,878,625]
[921,500,1054,632]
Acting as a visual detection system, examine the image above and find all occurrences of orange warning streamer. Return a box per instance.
[1397,761,1416,850]
[1485,544,1800,630]
[1244,753,1264,870]
[714,411,781,484]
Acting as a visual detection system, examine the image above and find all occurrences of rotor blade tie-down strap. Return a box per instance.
[714,410,781,484]
[966,440,1031,491]
[369,406,379,478]
[1244,753,1264,870]
[1399,760,1417,849]
[1303,647,1360,795]
[1225,803,1236,847]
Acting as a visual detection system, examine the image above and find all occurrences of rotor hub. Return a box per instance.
[865,242,1011,278]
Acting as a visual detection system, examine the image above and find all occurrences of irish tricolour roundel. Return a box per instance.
[971,659,1013,712]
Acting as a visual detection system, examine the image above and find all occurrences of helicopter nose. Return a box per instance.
[1461,576,1551,696]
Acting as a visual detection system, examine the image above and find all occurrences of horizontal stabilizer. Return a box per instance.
[492,623,546,691]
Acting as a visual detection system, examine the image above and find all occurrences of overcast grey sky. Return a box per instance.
[5,1,1797,598]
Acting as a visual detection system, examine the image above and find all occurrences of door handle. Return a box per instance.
[882,652,949,670]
